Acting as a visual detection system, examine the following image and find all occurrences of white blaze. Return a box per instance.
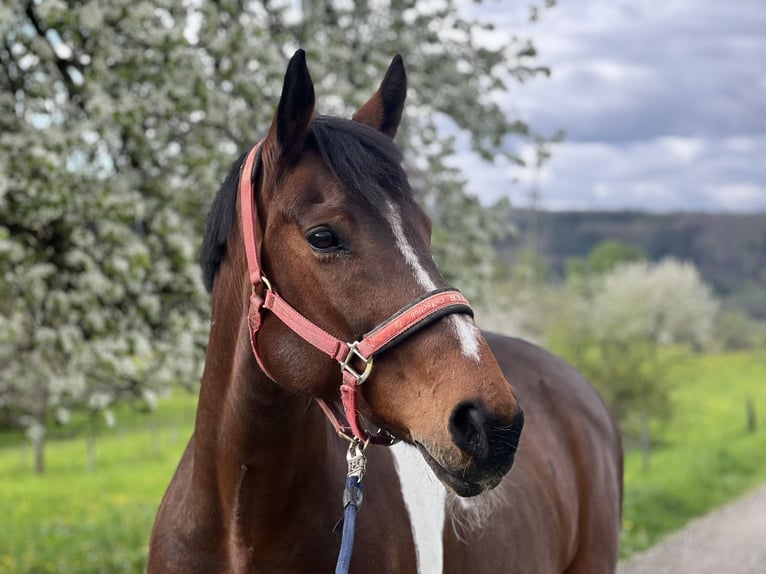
[385,201,482,361]
[385,201,438,291]
[447,315,481,361]
[391,442,446,574]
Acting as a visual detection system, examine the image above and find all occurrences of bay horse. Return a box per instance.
[148,50,622,573]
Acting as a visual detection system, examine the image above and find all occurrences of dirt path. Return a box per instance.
[618,484,766,574]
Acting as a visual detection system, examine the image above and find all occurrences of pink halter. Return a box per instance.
[240,141,473,445]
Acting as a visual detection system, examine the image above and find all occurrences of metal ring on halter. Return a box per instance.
[251,276,272,296]
[337,431,372,450]
[340,341,374,385]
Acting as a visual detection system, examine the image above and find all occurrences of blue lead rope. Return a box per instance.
[335,475,364,574]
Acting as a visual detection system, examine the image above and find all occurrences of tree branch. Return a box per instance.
[23,0,85,107]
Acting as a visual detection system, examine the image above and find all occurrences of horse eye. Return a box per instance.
[306,227,342,252]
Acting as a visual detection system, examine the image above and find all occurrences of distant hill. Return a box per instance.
[495,210,766,318]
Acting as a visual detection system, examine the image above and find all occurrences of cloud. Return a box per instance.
[461,134,766,212]
[457,0,766,212]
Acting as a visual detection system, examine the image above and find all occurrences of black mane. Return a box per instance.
[199,116,408,293]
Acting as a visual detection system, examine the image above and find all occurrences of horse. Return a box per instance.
[148,50,622,574]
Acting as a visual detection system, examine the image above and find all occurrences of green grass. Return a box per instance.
[0,391,197,574]
[1,353,765,571]
[620,350,766,557]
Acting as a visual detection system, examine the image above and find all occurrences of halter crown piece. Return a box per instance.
[239,141,474,445]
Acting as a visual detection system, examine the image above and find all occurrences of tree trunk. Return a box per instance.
[33,433,45,474]
[29,410,47,474]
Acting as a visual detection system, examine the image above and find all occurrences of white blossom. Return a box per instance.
[88,392,113,411]
[103,409,116,428]
[593,258,719,349]
[142,389,159,411]
[56,407,71,425]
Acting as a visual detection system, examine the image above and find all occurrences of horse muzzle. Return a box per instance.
[417,403,525,497]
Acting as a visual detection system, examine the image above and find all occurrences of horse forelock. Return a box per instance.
[199,116,410,293]
[311,115,409,205]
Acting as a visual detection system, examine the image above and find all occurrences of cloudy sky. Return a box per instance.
[458,0,766,212]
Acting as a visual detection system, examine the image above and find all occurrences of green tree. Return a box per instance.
[548,258,719,446]
[712,309,766,351]
[0,0,552,471]
[567,239,647,280]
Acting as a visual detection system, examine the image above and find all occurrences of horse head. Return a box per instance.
[227,51,523,497]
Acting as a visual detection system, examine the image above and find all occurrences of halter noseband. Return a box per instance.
[239,141,474,445]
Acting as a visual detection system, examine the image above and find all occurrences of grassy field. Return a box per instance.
[0,392,197,574]
[1,351,765,572]
[621,350,766,556]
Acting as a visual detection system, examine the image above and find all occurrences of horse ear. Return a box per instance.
[264,49,315,166]
[352,55,407,138]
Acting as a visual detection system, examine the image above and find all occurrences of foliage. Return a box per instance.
[0,0,219,468]
[550,330,677,436]
[484,248,721,435]
[475,247,552,342]
[726,276,766,320]
[547,257,719,436]
[483,239,648,342]
[566,239,646,279]
[0,1,552,468]
[496,210,766,319]
[621,351,766,557]
[713,309,766,351]
[588,258,719,349]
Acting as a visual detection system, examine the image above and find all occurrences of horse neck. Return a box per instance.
[192,267,341,525]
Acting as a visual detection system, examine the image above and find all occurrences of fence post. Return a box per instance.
[746,398,757,434]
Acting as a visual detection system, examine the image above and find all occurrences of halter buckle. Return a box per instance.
[340,341,373,385]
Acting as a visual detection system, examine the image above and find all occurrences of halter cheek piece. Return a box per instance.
[239,141,474,446]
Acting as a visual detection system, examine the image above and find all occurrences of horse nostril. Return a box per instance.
[449,401,491,462]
